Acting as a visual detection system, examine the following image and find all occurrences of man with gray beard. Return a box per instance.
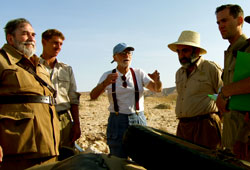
[0,18,60,170]
[168,30,223,150]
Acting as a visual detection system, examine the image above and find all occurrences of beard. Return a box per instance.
[13,39,36,58]
[179,54,199,69]
[179,57,192,69]
[118,60,131,68]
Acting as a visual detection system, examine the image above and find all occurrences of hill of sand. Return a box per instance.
[76,88,178,154]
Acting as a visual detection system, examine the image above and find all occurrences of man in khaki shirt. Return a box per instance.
[0,18,60,170]
[216,4,250,160]
[168,30,223,149]
[40,29,81,159]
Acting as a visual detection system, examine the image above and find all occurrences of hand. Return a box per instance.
[148,70,160,82]
[104,72,119,87]
[0,145,3,163]
[233,141,248,160]
[71,122,81,143]
[147,70,162,92]
[216,93,229,114]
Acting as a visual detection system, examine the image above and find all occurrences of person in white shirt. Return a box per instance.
[90,43,162,158]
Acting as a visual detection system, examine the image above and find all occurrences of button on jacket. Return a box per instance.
[40,58,80,112]
[175,56,223,118]
[0,44,60,159]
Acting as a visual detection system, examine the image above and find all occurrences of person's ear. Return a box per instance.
[195,48,200,56]
[7,34,14,45]
[42,39,47,46]
[238,16,244,26]
[113,54,117,62]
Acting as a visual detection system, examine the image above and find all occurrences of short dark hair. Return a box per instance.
[215,4,244,19]
[4,18,31,38]
[42,29,65,41]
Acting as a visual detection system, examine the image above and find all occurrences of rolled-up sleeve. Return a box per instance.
[68,67,80,105]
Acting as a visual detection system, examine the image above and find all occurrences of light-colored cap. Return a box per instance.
[113,43,134,55]
[168,30,207,55]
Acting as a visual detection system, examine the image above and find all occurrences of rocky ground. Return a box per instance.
[76,91,178,154]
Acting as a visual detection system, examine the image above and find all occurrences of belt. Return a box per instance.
[179,113,212,122]
[0,95,56,105]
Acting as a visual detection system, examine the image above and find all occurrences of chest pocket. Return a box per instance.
[191,73,211,94]
[57,69,70,95]
[1,67,40,90]
[0,111,37,155]
[175,77,185,94]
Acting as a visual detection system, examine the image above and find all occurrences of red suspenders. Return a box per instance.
[130,68,140,112]
[112,68,140,115]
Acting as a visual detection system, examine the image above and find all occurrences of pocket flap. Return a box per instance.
[0,112,34,120]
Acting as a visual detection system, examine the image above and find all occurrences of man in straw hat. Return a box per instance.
[215,4,250,160]
[168,30,223,149]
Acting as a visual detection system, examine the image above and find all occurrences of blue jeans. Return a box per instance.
[106,111,147,158]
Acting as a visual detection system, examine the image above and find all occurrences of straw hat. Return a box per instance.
[168,30,207,55]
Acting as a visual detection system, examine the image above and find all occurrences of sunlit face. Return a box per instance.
[216,8,240,40]
[10,23,36,57]
[42,36,63,58]
[113,49,133,68]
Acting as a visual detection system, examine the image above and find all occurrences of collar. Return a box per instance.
[228,34,248,53]
[2,43,39,66]
[196,56,204,71]
[2,44,24,65]
[40,55,59,69]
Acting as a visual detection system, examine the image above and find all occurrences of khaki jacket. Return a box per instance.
[175,57,223,118]
[222,34,250,148]
[0,44,60,159]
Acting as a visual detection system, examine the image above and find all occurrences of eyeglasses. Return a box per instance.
[119,51,133,56]
[121,75,127,88]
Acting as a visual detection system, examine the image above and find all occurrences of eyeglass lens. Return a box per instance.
[120,51,133,55]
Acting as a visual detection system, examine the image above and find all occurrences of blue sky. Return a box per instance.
[1,0,250,92]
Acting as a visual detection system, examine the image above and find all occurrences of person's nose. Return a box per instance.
[56,44,62,49]
[178,51,184,58]
[27,33,35,43]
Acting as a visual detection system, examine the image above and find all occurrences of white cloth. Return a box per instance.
[98,68,151,114]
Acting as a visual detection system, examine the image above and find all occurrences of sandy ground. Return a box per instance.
[76,92,178,154]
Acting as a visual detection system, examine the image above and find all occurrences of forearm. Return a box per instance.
[90,81,106,100]
[222,77,250,97]
[147,80,162,92]
[154,79,162,92]
[70,104,81,142]
[70,104,80,124]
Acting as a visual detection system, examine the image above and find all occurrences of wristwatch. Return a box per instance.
[218,87,230,101]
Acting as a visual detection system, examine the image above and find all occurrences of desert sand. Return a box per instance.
[76,90,178,154]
